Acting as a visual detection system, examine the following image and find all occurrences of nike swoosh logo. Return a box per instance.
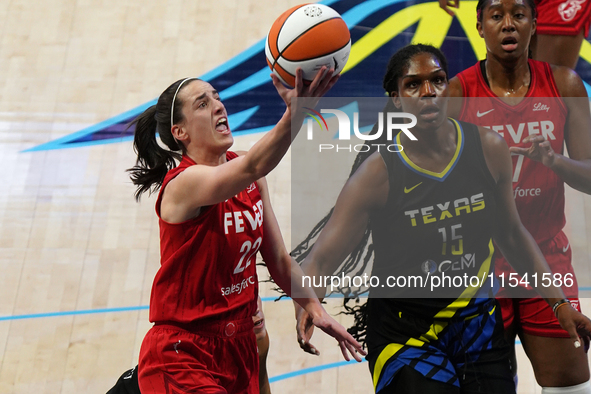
[333,56,339,70]
[476,109,495,117]
[563,243,570,253]
[404,182,422,193]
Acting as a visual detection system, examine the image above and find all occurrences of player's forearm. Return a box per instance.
[550,155,591,194]
[292,256,328,303]
[266,252,326,303]
[495,224,566,303]
[242,109,296,179]
[289,259,327,323]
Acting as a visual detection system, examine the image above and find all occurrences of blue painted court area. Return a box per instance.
[269,359,367,383]
[25,0,591,152]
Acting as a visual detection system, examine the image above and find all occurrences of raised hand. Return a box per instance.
[271,67,340,111]
[295,302,320,356]
[438,0,460,16]
[509,134,557,168]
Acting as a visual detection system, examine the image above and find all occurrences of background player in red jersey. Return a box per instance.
[439,0,590,69]
[126,68,365,394]
[448,0,591,392]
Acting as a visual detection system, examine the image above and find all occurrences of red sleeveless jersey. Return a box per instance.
[456,59,567,243]
[149,152,262,324]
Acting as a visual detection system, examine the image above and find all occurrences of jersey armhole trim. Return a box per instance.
[156,168,211,227]
[543,62,568,114]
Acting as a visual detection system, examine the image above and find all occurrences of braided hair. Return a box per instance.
[290,44,449,345]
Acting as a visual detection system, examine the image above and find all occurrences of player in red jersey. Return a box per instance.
[126,69,365,394]
[106,296,272,394]
[439,0,590,69]
[448,0,591,392]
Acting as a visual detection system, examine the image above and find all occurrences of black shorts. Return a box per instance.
[369,301,515,393]
[107,366,140,394]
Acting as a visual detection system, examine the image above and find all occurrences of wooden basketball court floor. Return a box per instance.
[0,0,590,393]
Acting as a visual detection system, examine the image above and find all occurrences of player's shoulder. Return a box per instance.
[451,61,480,82]
[448,61,482,102]
[476,125,506,150]
[447,77,465,118]
[550,64,587,97]
[448,76,463,98]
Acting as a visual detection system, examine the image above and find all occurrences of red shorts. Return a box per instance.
[138,318,258,394]
[499,297,582,337]
[496,230,581,337]
[535,0,591,36]
[495,230,578,299]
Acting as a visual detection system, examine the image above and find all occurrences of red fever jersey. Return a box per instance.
[150,151,262,324]
[456,59,567,243]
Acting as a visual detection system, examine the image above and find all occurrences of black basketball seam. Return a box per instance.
[277,17,341,63]
[271,4,307,69]
[273,63,296,85]
[281,38,351,64]
[273,35,351,82]
[274,63,317,85]
[273,16,346,69]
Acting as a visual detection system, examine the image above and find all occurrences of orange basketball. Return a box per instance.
[265,3,351,88]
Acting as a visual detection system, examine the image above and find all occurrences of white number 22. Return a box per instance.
[233,237,262,274]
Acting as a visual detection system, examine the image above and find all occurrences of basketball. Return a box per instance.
[265,3,351,88]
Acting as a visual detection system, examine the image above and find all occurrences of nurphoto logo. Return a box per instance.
[305,109,418,153]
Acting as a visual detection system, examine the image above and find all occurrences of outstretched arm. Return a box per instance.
[163,68,340,222]
[295,152,389,354]
[480,127,591,346]
[256,176,366,362]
